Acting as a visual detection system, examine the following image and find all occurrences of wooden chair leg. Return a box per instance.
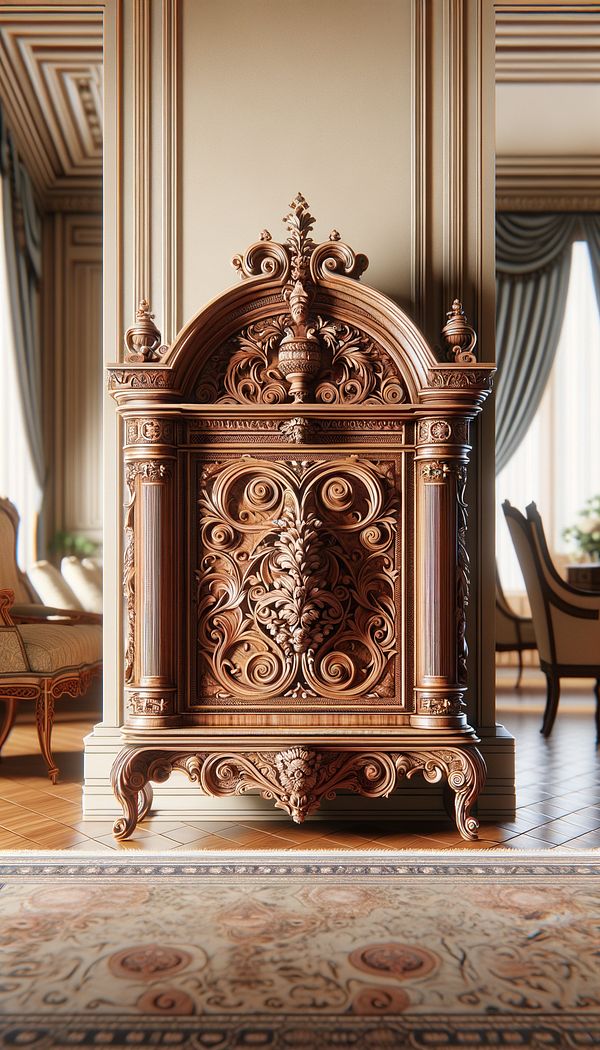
[515,649,524,689]
[35,684,59,783]
[594,678,600,746]
[0,698,17,754]
[541,670,560,737]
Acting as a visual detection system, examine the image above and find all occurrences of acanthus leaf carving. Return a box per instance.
[111,745,485,839]
[195,314,407,407]
[195,456,400,704]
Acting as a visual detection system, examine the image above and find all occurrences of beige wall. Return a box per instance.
[85,0,514,820]
[42,212,103,552]
[180,0,413,315]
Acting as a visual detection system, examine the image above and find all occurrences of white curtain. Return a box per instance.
[497,241,600,592]
[0,181,42,569]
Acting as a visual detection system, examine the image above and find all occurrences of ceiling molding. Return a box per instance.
[496,9,600,83]
[0,13,102,213]
[496,154,600,210]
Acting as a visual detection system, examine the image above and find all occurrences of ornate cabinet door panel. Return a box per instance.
[108,196,494,840]
[187,446,409,722]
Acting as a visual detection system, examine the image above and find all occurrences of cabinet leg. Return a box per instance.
[445,747,486,841]
[111,747,151,840]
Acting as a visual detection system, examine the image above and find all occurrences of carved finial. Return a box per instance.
[442,299,477,364]
[124,299,164,362]
[284,193,316,282]
[260,230,272,241]
[329,229,341,242]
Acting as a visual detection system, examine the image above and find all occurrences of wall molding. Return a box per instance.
[496,7,600,84]
[133,0,151,308]
[496,154,600,211]
[161,0,179,343]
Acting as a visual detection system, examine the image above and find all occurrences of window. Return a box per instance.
[496,241,600,593]
[0,182,42,569]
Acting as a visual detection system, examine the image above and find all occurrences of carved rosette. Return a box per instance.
[195,456,400,704]
[111,744,486,841]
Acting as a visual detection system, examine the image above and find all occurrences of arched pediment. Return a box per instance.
[111,195,479,405]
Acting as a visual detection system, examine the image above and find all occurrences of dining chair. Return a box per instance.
[502,500,600,739]
[495,563,537,688]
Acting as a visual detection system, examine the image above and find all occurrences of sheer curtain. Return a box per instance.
[0,180,42,568]
[496,241,600,592]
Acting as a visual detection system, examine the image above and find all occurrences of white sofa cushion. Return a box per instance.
[28,561,83,611]
[61,557,103,614]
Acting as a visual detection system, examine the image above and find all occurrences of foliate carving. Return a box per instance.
[128,694,174,716]
[126,461,173,483]
[417,696,465,716]
[195,315,407,406]
[420,461,450,481]
[441,299,477,364]
[456,465,470,686]
[427,369,494,391]
[195,456,400,703]
[417,419,469,445]
[0,686,38,700]
[231,193,368,285]
[126,419,175,445]
[111,744,486,840]
[278,418,314,444]
[109,369,172,391]
[124,299,167,362]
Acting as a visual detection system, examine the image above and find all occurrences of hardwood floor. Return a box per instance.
[0,669,599,852]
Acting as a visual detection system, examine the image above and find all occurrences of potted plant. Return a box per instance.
[563,495,600,562]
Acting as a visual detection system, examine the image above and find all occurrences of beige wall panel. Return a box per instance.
[180,0,413,318]
[45,213,103,547]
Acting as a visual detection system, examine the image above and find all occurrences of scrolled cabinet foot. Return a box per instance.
[110,743,486,841]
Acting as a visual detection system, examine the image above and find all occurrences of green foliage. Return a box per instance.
[562,495,600,560]
[50,531,100,558]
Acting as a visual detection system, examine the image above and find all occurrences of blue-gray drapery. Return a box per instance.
[0,105,44,488]
[495,213,600,475]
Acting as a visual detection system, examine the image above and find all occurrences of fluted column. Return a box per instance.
[123,414,178,725]
[414,415,470,729]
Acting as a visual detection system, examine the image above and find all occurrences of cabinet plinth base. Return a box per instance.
[111,744,486,842]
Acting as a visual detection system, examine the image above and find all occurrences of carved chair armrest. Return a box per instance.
[10,603,102,626]
[0,589,16,626]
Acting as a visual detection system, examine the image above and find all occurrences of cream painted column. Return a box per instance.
[85,0,514,822]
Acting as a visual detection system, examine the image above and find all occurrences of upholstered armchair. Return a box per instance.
[503,500,600,739]
[495,565,537,687]
[0,498,102,780]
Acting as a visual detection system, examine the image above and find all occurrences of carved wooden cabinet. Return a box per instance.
[108,195,494,840]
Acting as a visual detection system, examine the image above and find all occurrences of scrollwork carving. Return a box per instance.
[195,456,400,703]
[195,315,407,406]
[109,369,172,391]
[111,744,485,839]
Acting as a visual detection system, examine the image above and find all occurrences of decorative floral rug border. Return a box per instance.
[0,848,598,879]
[0,1012,598,1048]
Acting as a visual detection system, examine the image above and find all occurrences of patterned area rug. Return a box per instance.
[0,851,598,1048]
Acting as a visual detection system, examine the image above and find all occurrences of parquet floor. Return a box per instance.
[0,669,599,852]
